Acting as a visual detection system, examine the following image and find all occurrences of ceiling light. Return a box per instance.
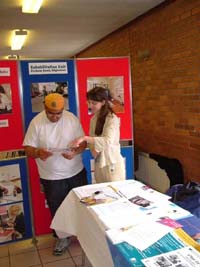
[22,0,43,13]
[7,55,19,59]
[11,30,28,50]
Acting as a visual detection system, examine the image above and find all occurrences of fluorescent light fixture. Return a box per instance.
[11,30,27,50]
[22,0,43,13]
[7,55,19,59]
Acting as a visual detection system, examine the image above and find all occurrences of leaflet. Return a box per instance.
[106,221,173,250]
[48,148,72,153]
[112,180,171,202]
[142,246,200,267]
[90,198,147,229]
[109,231,186,267]
[73,183,120,200]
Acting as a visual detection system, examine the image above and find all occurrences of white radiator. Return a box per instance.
[135,152,170,193]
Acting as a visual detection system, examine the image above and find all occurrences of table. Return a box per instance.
[51,186,114,267]
[51,180,200,267]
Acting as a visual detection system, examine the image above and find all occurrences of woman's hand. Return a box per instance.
[90,148,100,159]
[68,136,85,148]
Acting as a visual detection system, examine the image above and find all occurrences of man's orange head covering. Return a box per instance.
[44,93,64,110]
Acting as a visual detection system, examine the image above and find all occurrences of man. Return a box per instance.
[23,93,87,256]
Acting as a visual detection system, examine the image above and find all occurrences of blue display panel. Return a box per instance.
[82,146,134,184]
[121,146,134,180]
[20,60,77,129]
[0,157,32,244]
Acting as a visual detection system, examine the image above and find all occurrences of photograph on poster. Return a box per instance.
[129,195,152,208]
[0,202,25,243]
[0,164,22,204]
[87,76,125,113]
[0,83,12,114]
[30,81,69,112]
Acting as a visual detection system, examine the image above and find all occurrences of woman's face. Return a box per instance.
[87,100,105,114]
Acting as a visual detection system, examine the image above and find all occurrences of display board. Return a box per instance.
[20,57,134,235]
[76,57,133,140]
[20,60,77,235]
[0,157,32,244]
[0,60,24,150]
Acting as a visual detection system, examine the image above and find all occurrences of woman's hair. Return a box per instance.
[87,86,114,136]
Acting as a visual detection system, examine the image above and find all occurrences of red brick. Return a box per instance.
[76,0,200,182]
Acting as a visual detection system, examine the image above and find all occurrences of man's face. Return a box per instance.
[45,106,63,123]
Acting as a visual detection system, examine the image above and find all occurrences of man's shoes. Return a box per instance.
[53,237,71,256]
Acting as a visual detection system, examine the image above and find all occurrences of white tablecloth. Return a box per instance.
[51,189,114,267]
[51,180,200,267]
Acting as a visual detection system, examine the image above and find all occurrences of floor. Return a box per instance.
[0,234,93,267]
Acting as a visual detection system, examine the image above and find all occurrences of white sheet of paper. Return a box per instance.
[106,221,172,250]
[115,179,171,202]
[90,198,148,229]
[73,183,120,200]
[142,202,191,221]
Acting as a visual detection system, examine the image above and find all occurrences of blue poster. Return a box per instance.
[20,60,77,129]
[0,157,32,244]
[107,231,185,267]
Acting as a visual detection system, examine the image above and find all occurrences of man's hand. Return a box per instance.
[37,148,53,161]
[62,148,77,160]
[24,146,53,161]
[62,137,87,159]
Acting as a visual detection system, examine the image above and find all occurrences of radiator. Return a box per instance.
[135,152,170,193]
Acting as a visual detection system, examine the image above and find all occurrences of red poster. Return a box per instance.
[76,57,133,140]
[28,159,52,235]
[0,61,24,150]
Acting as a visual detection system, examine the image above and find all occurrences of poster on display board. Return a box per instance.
[20,60,77,129]
[20,60,77,235]
[75,57,133,140]
[0,158,32,244]
[26,158,52,235]
[0,60,24,151]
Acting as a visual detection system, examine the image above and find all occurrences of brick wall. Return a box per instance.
[76,0,200,182]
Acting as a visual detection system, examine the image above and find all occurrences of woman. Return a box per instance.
[70,86,125,183]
